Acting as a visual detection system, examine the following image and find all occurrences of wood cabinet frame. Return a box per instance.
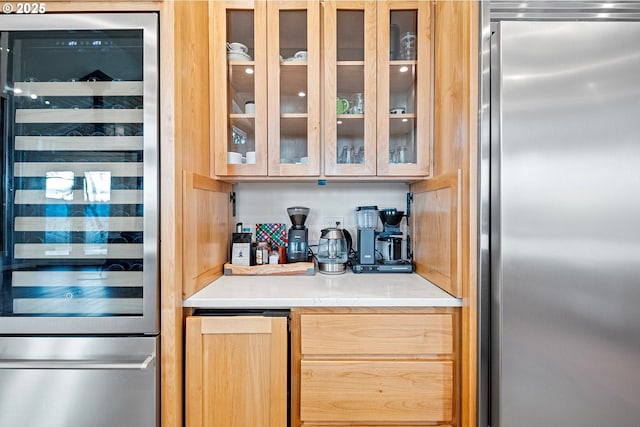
[182,173,232,297]
[267,0,321,176]
[411,170,462,297]
[186,315,288,427]
[290,307,460,427]
[377,0,433,176]
[323,0,377,176]
[210,0,269,176]
[170,1,480,427]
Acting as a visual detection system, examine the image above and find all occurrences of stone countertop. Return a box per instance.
[183,272,461,309]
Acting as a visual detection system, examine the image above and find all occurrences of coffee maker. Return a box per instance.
[378,208,405,263]
[287,206,310,263]
[353,206,413,273]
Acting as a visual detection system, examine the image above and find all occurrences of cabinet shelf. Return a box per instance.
[335,116,365,138]
[280,60,307,65]
[336,62,365,93]
[389,62,418,93]
[279,65,308,97]
[16,109,143,124]
[280,115,307,137]
[228,63,256,94]
[13,81,143,97]
[15,135,143,151]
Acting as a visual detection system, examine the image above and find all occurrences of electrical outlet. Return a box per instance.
[324,216,344,228]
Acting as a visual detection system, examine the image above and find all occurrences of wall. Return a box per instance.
[234,182,409,245]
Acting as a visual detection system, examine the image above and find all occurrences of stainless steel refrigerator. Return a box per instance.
[0,13,159,427]
[480,3,640,427]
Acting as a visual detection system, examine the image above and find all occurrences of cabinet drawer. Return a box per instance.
[300,360,453,423]
[300,314,453,355]
[302,425,452,427]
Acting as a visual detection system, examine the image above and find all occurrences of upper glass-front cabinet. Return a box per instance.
[211,1,320,177]
[377,1,431,176]
[211,1,268,176]
[323,1,376,176]
[325,1,431,177]
[267,1,320,176]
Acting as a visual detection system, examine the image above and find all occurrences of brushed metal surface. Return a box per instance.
[0,336,158,427]
[491,21,640,427]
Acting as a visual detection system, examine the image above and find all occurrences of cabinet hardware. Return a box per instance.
[230,191,236,216]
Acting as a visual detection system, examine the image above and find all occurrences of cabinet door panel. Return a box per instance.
[210,1,268,176]
[300,360,453,423]
[182,173,232,297]
[301,313,454,355]
[186,316,288,427]
[377,1,432,176]
[267,1,320,176]
[411,171,462,297]
[324,0,377,176]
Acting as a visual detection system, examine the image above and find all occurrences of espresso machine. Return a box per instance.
[287,206,310,263]
[353,206,413,273]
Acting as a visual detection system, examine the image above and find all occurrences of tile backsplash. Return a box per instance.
[233,181,409,244]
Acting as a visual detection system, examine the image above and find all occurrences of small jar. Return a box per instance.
[269,249,279,265]
[277,246,287,264]
[397,145,407,163]
[256,242,268,265]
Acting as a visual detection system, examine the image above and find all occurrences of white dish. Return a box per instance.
[246,151,256,164]
[227,151,243,164]
[227,42,248,53]
[227,51,252,61]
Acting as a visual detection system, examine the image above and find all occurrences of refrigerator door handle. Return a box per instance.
[0,353,156,370]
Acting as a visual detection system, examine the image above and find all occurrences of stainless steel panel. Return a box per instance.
[491,1,640,21]
[477,3,491,427]
[491,21,640,427]
[0,336,158,427]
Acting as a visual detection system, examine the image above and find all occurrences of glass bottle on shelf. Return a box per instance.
[324,2,376,176]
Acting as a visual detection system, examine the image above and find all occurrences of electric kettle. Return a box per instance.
[316,227,349,274]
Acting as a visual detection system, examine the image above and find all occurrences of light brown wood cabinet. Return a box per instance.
[291,308,459,427]
[210,0,321,177]
[324,0,432,177]
[185,315,288,427]
[173,1,479,426]
[210,0,431,179]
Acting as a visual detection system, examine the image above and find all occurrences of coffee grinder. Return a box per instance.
[286,206,310,263]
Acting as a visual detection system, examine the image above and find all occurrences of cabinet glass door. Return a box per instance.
[378,2,431,176]
[324,1,376,176]
[267,1,319,176]
[211,2,268,176]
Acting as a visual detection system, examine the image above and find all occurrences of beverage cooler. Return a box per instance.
[0,13,159,427]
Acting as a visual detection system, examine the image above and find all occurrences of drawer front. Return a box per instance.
[300,360,453,423]
[300,314,454,355]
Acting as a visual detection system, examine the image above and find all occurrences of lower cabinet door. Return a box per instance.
[185,315,288,427]
[300,359,453,424]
